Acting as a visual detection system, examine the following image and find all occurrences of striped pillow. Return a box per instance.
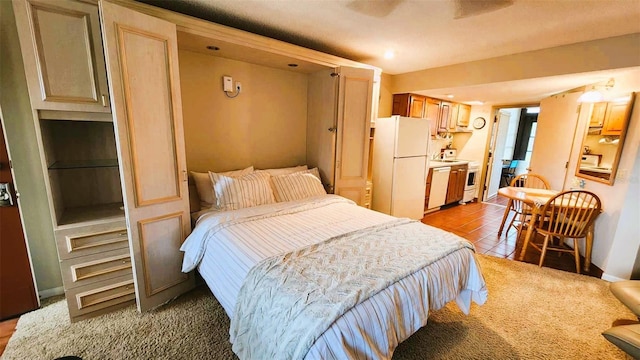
[271,170,326,202]
[209,171,275,211]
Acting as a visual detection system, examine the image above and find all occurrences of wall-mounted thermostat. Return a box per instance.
[223,76,233,92]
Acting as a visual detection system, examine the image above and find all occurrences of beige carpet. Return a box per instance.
[1,255,635,360]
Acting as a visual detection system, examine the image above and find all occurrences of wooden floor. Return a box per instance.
[422,197,603,278]
[0,197,603,357]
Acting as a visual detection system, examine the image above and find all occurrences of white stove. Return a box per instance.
[463,161,480,203]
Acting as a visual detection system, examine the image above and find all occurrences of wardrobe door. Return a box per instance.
[100,1,194,312]
[12,0,110,112]
[333,66,374,205]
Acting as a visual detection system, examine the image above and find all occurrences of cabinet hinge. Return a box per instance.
[330,72,340,77]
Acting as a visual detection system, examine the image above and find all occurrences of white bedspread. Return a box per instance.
[181,195,487,359]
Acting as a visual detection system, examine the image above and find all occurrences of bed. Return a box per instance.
[181,167,487,360]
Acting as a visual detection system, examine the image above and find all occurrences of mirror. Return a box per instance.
[576,92,635,185]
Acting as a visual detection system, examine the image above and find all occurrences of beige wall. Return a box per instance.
[392,34,640,93]
[377,73,393,117]
[178,50,309,172]
[0,1,61,294]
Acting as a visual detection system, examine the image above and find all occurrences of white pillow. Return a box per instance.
[209,170,275,211]
[191,166,253,209]
[271,170,327,202]
[260,165,307,177]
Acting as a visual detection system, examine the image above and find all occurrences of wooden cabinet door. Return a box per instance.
[12,0,110,113]
[392,93,410,117]
[601,102,627,135]
[589,102,607,127]
[424,97,440,137]
[445,168,458,204]
[409,95,426,118]
[438,101,452,132]
[456,166,467,201]
[100,1,194,312]
[456,104,471,127]
[334,66,374,206]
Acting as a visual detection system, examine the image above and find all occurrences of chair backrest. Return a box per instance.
[509,160,518,169]
[537,190,602,238]
[510,173,550,189]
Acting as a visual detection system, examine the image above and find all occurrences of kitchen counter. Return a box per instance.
[430,160,469,168]
[579,165,612,174]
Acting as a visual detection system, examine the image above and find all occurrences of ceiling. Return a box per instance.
[138,0,640,105]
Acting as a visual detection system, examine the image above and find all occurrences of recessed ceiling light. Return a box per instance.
[467,101,484,105]
[288,63,298,67]
[206,46,220,51]
[446,94,454,99]
[383,50,395,59]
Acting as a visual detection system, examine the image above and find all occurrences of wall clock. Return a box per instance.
[473,117,486,130]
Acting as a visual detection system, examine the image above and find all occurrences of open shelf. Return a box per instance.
[57,202,126,226]
[49,159,119,170]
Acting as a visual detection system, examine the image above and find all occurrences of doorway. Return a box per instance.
[482,105,540,201]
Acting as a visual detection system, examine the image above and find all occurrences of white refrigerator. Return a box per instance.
[371,116,430,219]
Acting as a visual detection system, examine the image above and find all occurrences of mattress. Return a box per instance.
[181,194,487,359]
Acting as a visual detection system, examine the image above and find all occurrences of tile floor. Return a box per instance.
[422,196,603,278]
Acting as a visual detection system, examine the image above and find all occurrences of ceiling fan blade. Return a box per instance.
[346,0,404,18]
[454,0,514,19]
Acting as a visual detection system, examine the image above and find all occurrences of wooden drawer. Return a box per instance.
[55,220,128,260]
[66,274,135,322]
[60,247,132,290]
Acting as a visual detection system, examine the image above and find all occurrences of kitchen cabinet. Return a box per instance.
[589,102,607,127]
[392,94,473,135]
[601,101,627,135]
[424,168,433,212]
[392,93,426,118]
[454,103,471,128]
[587,101,626,135]
[13,0,110,113]
[424,97,441,137]
[445,164,467,204]
[438,101,453,132]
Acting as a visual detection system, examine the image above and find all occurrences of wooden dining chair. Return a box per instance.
[526,190,602,274]
[504,173,551,239]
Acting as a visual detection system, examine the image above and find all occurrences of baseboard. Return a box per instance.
[601,273,628,282]
[39,286,64,299]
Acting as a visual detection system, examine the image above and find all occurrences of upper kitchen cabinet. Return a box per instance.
[588,101,627,135]
[391,94,440,136]
[454,103,471,128]
[601,101,628,135]
[589,102,607,127]
[392,93,426,118]
[437,101,453,132]
[13,0,110,113]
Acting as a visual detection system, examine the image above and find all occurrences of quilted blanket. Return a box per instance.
[229,218,474,360]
